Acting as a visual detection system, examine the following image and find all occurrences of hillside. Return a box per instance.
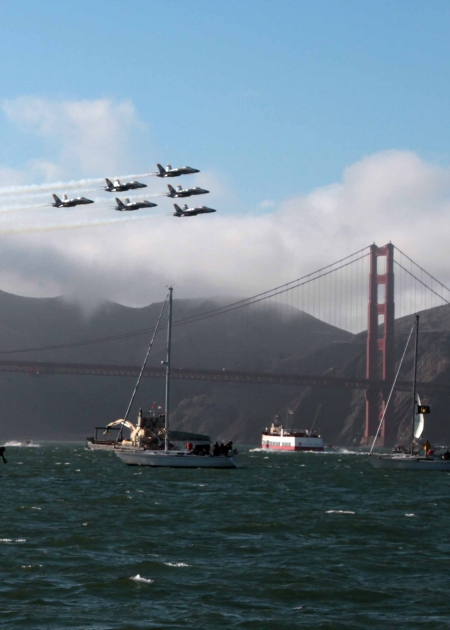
[1,290,449,445]
[0,291,350,442]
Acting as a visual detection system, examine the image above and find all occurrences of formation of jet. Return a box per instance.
[103,178,147,193]
[156,163,200,178]
[172,203,216,217]
[50,194,94,208]
[114,197,158,212]
[166,184,209,198]
[48,162,217,217]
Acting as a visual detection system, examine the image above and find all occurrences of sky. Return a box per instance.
[0,0,449,312]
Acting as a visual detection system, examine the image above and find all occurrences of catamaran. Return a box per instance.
[369,314,450,471]
[114,287,237,468]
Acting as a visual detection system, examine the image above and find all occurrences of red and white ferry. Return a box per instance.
[261,422,324,451]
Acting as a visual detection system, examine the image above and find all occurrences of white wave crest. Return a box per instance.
[130,574,154,584]
[326,510,355,515]
[165,562,190,567]
[4,441,40,447]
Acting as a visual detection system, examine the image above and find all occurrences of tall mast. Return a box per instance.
[411,314,419,453]
[164,287,173,452]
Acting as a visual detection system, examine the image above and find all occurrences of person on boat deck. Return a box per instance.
[212,442,219,456]
[423,439,432,454]
[0,447,6,464]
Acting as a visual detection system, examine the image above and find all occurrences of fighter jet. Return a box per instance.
[103,178,147,193]
[156,163,200,178]
[50,194,94,208]
[114,197,158,212]
[172,203,216,217]
[166,184,209,198]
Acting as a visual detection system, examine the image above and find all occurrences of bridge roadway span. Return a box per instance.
[0,359,447,395]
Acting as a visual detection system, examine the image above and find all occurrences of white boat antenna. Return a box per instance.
[369,318,416,455]
[116,292,169,443]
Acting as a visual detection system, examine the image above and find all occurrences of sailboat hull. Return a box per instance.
[370,455,450,471]
[115,449,237,468]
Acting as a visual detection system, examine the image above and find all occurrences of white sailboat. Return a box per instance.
[115,287,237,469]
[87,292,170,451]
[370,314,450,471]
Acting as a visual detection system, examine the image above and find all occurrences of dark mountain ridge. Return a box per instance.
[0,290,349,442]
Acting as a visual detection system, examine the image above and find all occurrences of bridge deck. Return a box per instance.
[0,359,447,395]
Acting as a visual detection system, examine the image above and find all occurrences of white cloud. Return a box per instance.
[2,96,142,178]
[259,200,276,209]
[1,149,449,309]
[0,166,27,188]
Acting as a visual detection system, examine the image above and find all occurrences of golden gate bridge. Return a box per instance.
[1,242,449,444]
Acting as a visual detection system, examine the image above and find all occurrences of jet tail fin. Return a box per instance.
[105,178,113,187]
[115,197,125,210]
[168,184,176,196]
[52,194,61,204]
[156,163,166,176]
[173,203,184,216]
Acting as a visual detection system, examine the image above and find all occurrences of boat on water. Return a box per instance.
[87,410,212,452]
[370,454,450,471]
[261,421,324,451]
[370,314,450,471]
[114,287,237,469]
[86,290,210,455]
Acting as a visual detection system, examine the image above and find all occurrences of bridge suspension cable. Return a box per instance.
[394,261,450,306]
[393,245,450,319]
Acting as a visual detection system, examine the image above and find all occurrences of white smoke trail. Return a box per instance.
[122,171,158,179]
[0,172,159,197]
[0,195,161,215]
[0,178,104,197]
[0,186,102,203]
[0,214,159,236]
[0,203,48,214]
[0,198,112,214]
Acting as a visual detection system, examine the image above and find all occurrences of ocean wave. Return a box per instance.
[130,574,154,584]
[326,510,355,515]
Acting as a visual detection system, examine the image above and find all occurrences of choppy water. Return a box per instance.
[1,444,450,629]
